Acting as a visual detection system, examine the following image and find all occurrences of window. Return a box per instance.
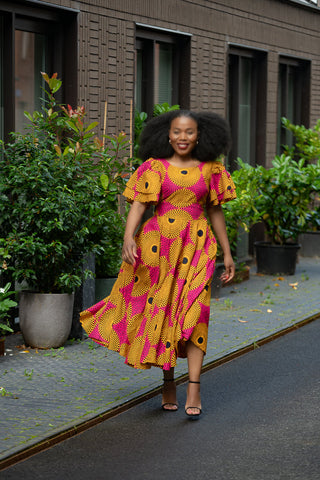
[228,47,267,169]
[277,57,310,154]
[228,47,267,260]
[135,26,191,117]
[15,29,50,133]
[0,2,78,141]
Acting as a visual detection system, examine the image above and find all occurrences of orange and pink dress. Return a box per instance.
[80,158,236,370]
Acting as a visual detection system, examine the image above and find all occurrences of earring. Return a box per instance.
[169,139,172,144]
[196,140,199,145]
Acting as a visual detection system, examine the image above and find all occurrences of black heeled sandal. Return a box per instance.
[161,378,179,412]
[185,380,202,420]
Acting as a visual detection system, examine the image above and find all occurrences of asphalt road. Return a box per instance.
[3,319,320,480]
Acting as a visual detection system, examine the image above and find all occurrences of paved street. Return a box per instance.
[1,257,320,475]
[3,317,320,479]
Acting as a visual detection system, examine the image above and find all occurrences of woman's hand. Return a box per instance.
[122,237,138,266]
[220,253,235,284]
[207,205,236,284]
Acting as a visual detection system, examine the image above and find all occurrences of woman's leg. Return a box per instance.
[162,367,178,410]
[185,341,204,414]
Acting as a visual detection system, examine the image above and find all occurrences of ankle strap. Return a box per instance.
[189,380,200,384]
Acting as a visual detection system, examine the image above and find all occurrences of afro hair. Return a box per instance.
[138,110,231,163]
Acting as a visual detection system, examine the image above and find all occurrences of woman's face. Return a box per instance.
[168,116,198,158]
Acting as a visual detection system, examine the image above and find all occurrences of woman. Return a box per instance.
[80,110,236,419]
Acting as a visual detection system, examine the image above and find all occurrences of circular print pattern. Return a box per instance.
[167,164,201,187]
[139,231,160,267]
[159,209,193,238]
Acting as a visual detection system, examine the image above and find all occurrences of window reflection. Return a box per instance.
[154,42,173,105]
[15,30,47,132]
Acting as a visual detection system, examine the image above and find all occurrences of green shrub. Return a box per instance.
[0,73,131,293]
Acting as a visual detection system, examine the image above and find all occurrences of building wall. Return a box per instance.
[26,0,320,164]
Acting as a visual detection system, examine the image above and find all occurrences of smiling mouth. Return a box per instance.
[177,143,188,149]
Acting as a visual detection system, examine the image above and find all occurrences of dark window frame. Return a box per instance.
[277,55,311,154]
[227,45,267,169]
[0,0,78,141]
[135,25,191,118]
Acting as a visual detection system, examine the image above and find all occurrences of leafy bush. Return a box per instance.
[282,117,320,232]
[0,73,131,293]
[282,117,320,163]
[227,155,320,245]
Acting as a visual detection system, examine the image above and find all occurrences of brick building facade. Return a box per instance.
[1,0,320,167]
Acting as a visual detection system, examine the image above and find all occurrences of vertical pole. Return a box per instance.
[102,101,107,147]
[130,99,133,168]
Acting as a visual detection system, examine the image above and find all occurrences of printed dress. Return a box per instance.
[80,158,236,370]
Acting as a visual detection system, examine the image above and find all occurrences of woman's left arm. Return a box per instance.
[207,204,235,283]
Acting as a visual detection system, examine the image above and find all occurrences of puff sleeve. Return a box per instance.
[123,158,162,204]
[208,161,236,206]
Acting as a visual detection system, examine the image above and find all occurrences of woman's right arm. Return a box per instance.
[122,201,147,265]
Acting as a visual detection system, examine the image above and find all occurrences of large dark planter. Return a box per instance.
[299,232,320,257]
[254,241,300,275]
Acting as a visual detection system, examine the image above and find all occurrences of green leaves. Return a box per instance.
[282,117,320,163]
[100,174,110,190]
[153,102,180,116]
[222,158,261,254]
[229,151,320,245]
[0,283,17,335]
[0,72,132,293]
[41,71,62,94]
[84,121,99,134]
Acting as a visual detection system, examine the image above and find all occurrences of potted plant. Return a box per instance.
[0,73,131,348]
[282,117,320,257]
[234,154,320,275]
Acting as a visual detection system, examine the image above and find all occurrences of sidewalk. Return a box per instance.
[1,257,320,466]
